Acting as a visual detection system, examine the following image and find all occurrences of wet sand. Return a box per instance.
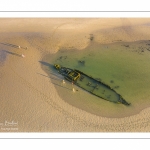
[1,18,150,132]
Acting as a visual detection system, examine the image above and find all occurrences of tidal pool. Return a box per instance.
[41,41,150,118]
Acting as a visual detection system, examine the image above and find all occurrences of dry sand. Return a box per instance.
[1,18,150,132]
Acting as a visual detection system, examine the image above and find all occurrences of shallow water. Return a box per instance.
[41,40,150,118]
[75,73,121,103]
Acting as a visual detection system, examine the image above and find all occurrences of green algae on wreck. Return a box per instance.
[54,64,130,105]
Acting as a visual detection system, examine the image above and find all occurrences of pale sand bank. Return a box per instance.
[0,18,150,131]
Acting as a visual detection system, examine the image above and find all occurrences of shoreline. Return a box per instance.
[41,40,150,118]
[1,18,150,131]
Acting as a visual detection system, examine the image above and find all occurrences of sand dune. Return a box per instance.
[1,18,150,132]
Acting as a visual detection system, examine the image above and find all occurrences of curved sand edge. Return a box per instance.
[0,18,150,131]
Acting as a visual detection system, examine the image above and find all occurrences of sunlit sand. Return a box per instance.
[1,18,150,132]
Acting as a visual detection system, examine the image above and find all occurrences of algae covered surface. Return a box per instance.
[42,41,150,118]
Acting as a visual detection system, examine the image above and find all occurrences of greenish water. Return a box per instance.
[42,41,150,118]
[75,73,121,103]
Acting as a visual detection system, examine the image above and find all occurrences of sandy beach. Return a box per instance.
[1,18,150,132]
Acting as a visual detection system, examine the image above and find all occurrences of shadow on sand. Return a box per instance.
[51,82,72,91]
[0,42,27,50]
[2,50,21,57]
[37,73,60,81]
[0,50,7,63]
[37,72,71,91]
[0,42,19,49]
[39,61,53,67]
[39,61,61,77]
[38,61,72,91]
